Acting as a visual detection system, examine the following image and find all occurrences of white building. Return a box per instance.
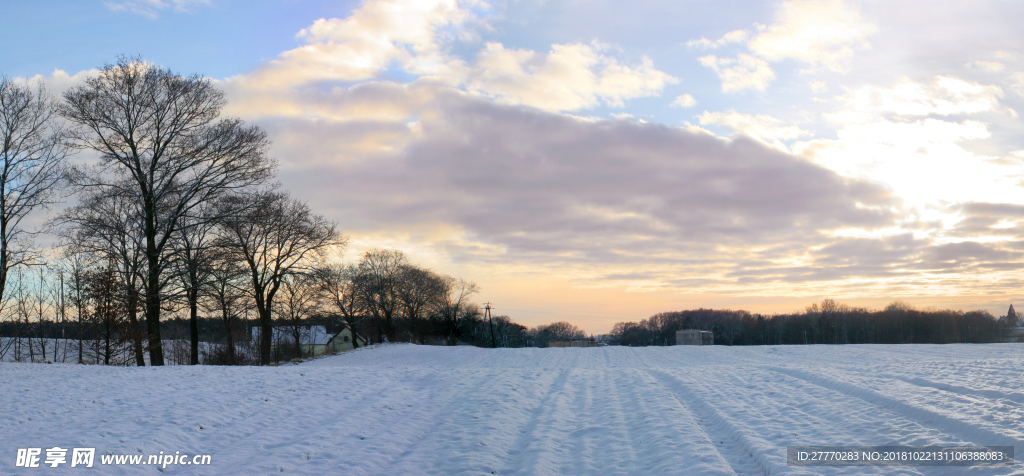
[676,329,714,345]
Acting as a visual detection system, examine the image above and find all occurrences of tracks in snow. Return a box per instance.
[769,366,1024,451]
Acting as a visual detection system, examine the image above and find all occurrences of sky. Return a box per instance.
[4,0,1024,333]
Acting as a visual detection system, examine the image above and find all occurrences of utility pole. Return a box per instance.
[485,302,496,348]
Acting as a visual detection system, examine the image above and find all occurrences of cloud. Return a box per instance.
[670,94,696,108]
[262,86,896,282]
[18,69,99,97]
[698,54,774,92]
[1010,72,1024,96]
[232,0,674,113]
[791,74,1020,214]
[104,0,210,18]
[239,0,473,88]
[747,0,876,72]
[968,61,1006,73]
[464,42,677,112]
[693,0,876,91]
[808,80,828,93]
[797,117,1011,208]
[687,30,751,49]
[699,110,811,142]
[835,76,1004,117]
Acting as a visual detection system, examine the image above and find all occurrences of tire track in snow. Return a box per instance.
[507,367,739,476]
[503,368,574,475]
[770,367,1024,453]
[615,370,740,475]
[886,374,1024,405]
[586,368,642,474]
[200,368,438,475]
[385,368,572,475]
[566,369,596,474]
[646,369,815,476]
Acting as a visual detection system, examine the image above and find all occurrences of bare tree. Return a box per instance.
[216,192,342,365]
[171,203,217,365]
[0,76,68,308]
[354,249,407,343]
[436,276,478,345]
[313,263,364,349]
[84,263,131,365]
[59,245,95,363]
[202,253,249,364]
[60,57,275,365]
[397,265,444,344]
[57,187,147,366]
[531,321,586,347]
[278,274,322,359]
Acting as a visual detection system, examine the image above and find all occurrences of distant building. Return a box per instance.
[999,304,1022,327]
[325,325,366,354]
[252,324,366,358]
[676,329,714,346]
[999,305,1024,342]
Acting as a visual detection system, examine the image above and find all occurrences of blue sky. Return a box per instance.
[5,0,1024,331]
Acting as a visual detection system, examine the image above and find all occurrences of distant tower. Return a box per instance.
[1009,304,1017,319]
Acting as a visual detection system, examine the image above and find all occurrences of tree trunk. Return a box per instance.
[189,283,199,365]
[259,307,272,365]
[128,294,145,366]
[256,288,272,365]
[145,250,165,366]
[344,316,360,349]
[222,307,236,364]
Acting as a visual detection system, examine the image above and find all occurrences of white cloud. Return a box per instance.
[834,76,1004,118]
[465,42,676,112]
[698,54,774,92]
[231,0,673,113]
[687,29,750,49]
[694,0,875,92]
[796,118,1010,208]
[808,80,828,93]
[967,61,1005,73]
[104,0,210,18]
[798,77,1016,211]
[14,69,99,99]
[699,110,811,141]
[747,0,876,72]
[239,0,472,89]
[1010,72,1024,96]
[670,94,696,108]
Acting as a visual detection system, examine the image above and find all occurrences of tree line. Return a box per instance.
[609,299,1006,346]
[0,57,528,366]
[0,57,593,365]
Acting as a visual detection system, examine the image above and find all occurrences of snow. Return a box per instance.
[2,344,1023,475]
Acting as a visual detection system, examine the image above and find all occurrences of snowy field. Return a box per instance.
[2,344,1023,475]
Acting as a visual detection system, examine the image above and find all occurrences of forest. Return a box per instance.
[608,299,1009,346]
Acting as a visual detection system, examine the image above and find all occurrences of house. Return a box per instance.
[676,329,714,345]
[252,324,367,358]
[324,325,366,354]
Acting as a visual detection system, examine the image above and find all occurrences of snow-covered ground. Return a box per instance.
[2,344,1023,475]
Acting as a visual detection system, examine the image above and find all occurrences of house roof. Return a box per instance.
[327,325,367,346]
